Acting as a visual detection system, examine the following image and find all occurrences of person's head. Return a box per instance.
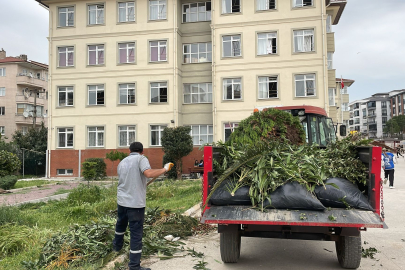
[129,142,143,153]
[200,159,203,163]
[194,160,199,165]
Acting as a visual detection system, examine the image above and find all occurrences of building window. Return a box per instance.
[0,87,5,96]
[182,2,211,22]
[150,41,167,62]
[381,101,387,108]
[150,82,167,103]
[0,127,4,135]
[22,126,28,135]
[354,110,360,117]
[257,32,277,55]
[328,88,335,106]
[58,6,74,27]
[326,15,332,33]
[222,35,241,57]
[88,126,104,147]
[295,74,315,97]
[58,127,74,148]
[58,47,74,67]
[257,0,276,10]
[118,1,135,22]
[190,125,213,145]
[341,103,349,112]
[184,83,212,104]
[293,0,313,8]
[0,107,5,115]
[293,29,314,52]
[0,68,5,76]
[119,42,135,64]
[382,117,387,124]
[88,45,104,65]
[222,0,240,13]
[119,125,136,146]
[119,83,136,104]
[88,4,104,25]
[223,78,242,100]
[224,122,239,141]
[151,125,166,146]
[57,169,73,175]
[88,85,104,105]
[258,76,278,99]
[340,86,348,94]
[327,52,333,70]
[58,86,74,107]
[183,42,212,63]
[149,0,166,20]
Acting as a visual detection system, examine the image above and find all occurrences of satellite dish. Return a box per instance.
[43,113,47,118]
[23,111,29,118]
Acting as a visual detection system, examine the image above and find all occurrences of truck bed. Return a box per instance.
[201,206,384,228]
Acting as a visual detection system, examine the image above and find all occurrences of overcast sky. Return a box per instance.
[0,0,404,102]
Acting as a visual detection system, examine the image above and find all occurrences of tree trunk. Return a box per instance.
[176,159,183,180]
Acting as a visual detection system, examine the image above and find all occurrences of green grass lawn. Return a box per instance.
[0,179,202,270]
[13,180,62,189]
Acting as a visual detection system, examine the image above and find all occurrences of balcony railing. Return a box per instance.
[14,114,45,124]
[16,74,47,89]
[15,94,46,106]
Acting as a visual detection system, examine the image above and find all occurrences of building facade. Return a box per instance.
[0,49,48,141]
[36,0,348,177]
[328,78,353,134]
[389,89,405,118]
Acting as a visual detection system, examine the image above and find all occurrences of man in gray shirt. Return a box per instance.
[113,142,173,270]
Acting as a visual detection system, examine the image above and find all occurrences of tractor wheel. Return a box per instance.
[220,232,241,263]
[335,235,362,269]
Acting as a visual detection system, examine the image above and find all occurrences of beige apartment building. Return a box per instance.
[328,77,353,135]
[0,49,48,141]
[36,0,347,177]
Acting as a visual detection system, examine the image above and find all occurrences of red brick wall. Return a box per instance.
[50,147,204,177]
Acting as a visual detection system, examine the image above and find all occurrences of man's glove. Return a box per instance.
[164,163,174,172]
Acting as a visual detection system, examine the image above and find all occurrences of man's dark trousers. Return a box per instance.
[385,169,395,187]
[113,205,145,270]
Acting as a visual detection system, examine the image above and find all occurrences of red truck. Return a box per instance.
[201,106,385,269]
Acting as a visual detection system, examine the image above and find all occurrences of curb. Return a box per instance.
[183,203,201,218]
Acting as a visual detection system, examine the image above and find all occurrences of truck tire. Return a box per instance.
[335,235,362,269]
[220,232,241,263]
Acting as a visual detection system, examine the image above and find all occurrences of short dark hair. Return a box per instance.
[129,142,143,153]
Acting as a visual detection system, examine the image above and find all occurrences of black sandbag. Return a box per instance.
[209,181,251,206]
[263,182,326,211]
[315,177,373,211]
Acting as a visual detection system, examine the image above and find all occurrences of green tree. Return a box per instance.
[106,150,128,179]
[0,150,22,177]
[161,126,193,180]
[384,115,405,137]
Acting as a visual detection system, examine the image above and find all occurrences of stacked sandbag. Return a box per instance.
[209,180,251,206]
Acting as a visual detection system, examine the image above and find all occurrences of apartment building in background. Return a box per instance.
[328,77,353,135]
[0,49,48,141]
[36,0,348,177]
[389,89,405,118]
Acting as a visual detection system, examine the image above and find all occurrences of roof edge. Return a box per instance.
[35,0,49,8]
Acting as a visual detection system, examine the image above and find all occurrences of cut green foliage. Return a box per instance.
[187,247,204,258]
[362,247,378,259]
[328,215,337,221]
[193,260,210,270]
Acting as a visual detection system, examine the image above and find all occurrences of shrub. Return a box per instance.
[82,158,106,180]
[67,184,103,205]
[0,206,35,226]
[0,150,21,177]
[0,175,18,190]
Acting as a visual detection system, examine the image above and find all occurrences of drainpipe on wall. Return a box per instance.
[211,4,217,141]
[47,10,53,178]
[173,0,178,127]
[321,1,329,112]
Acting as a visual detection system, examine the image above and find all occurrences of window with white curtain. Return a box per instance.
[183,42,212,63]
[119,125,136,146]
[182,2,211,22]
[222,0,240,14]
[119,83,136,104]
[118,2,135,22]
[257,0,276,10]
[58,6,74,27]
[88,45,104,65]
[151,125,167,146]
[88,4,104,25]
[293,29,314,52]
[0,87,5,96]
[327,52,333,70]
[293,0,313,7]
[328,88,335,106]
[88,126,104,147]
[326,15,332,33]
[184,83,212,104]
[257,32,277,55]
[58,86,74,106]
[149,0,166,20]
[0,107,4,115]
[258,76,278,99]
[223,78,242,100]
[150,82,167,103]
[0,68,5,76]
[58,47,74,67]
[0,126,4,135]
[119,42,135,63]
[295,74,316,97]
[58,128,74,148]
[150,41,167,62]
[224,122,239,141]
[342,103,349,111]
[190,125,213,145]
[88,84,104,105]
[222,35,241,57]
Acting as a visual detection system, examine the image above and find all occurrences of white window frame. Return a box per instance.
[328,88,336,106]
[58,6,74,27]
[119,125,136,147]
[0,87,5,96]
[326,15,332,33]
[149,40,167,62]
[257,32,277,55]
[293,29,314,53]
[258,76,278,99]
[222,35,241,57]
[88,4,105,25]
[327,52,333,70]
[150,82,168,103]
[88,84,105,105]
[118,42,135,64]
[88,126,104,147]
[184,83,212,104]
[149,0,167,20]
[182,2,211,22]
[22,126,28,135]
[295,74,316,97]
[88,45,104,65]
[224,122,239,141]
[257,0,276,11]
[340,86,348,94]
[58,47,74,67]
[0,107,5,115]
[183,42,212,63]
[150,125,167,146]
[293,0,313,8]
[342,103,349,112]
[223,78,242,100]
[118,1,135,22]
[190,125,213,145]
[58,127,74,148]
[222,0,240,14]
[0,126,4,135]
[57,169,73,175]
[58,86,74,107]
[0,68,6,76]
[119,83,136,104]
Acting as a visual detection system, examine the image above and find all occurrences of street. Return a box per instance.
[148,157,405,270]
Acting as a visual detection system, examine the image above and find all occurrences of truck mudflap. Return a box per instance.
[201,206,384,228]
